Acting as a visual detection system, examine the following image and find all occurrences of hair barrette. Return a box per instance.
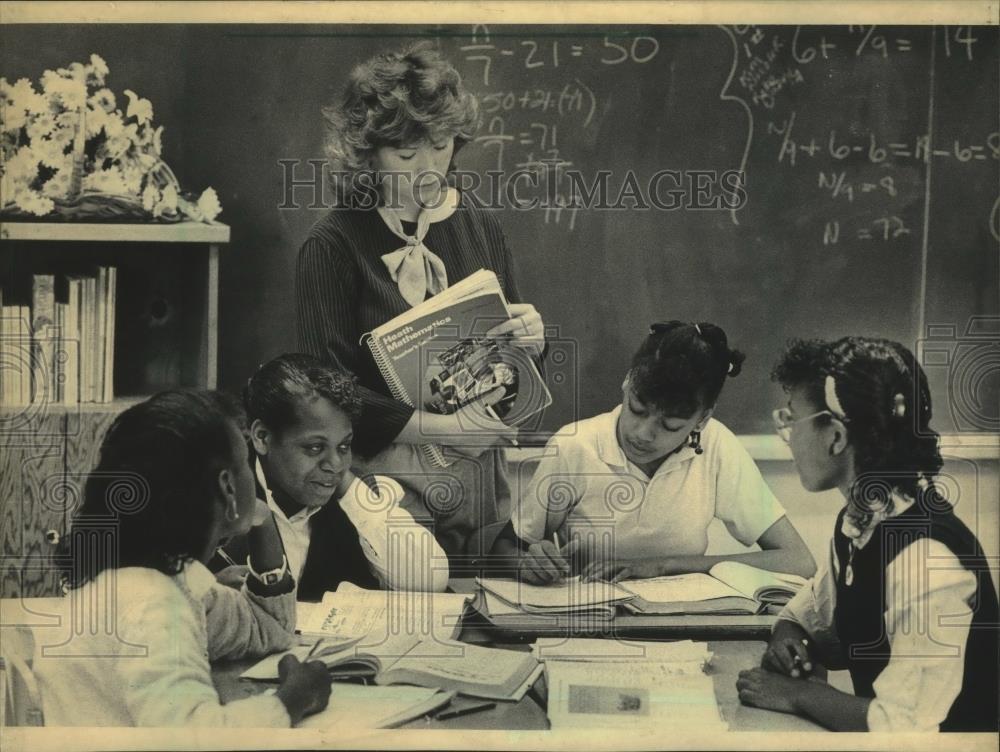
[693,323,702,336]
[824,374,848,420]
[727,361,734,374]
[892,392,906,418]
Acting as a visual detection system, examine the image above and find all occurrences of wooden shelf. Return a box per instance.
[0,221,230,244]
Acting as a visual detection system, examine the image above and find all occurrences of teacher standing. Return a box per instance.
[296,43,545,570]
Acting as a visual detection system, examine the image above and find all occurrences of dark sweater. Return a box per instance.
[832,503,1000,732]
[296,194,523,458]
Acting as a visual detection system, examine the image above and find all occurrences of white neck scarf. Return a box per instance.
[377,187,459,307]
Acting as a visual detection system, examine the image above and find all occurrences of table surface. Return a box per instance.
[212,639,822,732]
[3,594,820,733]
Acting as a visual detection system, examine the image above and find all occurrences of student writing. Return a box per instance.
[492,321,816,584]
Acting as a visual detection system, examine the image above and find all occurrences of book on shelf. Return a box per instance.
[364,269,551,468]
[243,637,541,702]
[620,561,809,615]
[0,304,31,407]
[5,268,116,407]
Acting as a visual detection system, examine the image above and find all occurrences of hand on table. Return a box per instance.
[579,558,661,583]
[275,653,332,725]
[736,666,805,715]
[762,635,813,678]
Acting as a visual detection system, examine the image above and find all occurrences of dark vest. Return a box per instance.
[832,503,999,732]
[211,460,379,602]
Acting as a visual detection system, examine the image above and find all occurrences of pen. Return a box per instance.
[305,638,326,661]
[552,531,561,549]
[792,638,810,676]
[485,405,519,447]
[435,701,497,720]
[215,547,239,568]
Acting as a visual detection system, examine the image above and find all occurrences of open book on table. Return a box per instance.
[295,582,471,644]
[620,561,808,615]
[296,684,454,730]
[475,576,634,618]
[243,637,541,702]
[363,269,552,467]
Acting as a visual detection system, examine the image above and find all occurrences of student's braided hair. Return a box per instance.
[243,353,362,436]
[629,321,745,417]
[773,336,944,525]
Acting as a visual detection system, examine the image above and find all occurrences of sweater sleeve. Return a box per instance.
[296,232,414,455]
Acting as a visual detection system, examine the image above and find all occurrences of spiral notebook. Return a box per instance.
[363,269,551,467]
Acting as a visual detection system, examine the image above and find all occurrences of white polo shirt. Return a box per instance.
[512,406,786,560]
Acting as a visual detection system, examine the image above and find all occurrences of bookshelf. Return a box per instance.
[0,220,229,597]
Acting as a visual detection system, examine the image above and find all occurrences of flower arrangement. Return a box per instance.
[1,54,221,223]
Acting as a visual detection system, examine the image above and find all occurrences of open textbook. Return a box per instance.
[295,582,471,643]
[243,638,541,702]
[476,576,634,617]
[364,269,552,467]
[620,562,808,615]
[296,684,454,730]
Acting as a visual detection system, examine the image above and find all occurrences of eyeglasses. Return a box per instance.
[772,407,834,443]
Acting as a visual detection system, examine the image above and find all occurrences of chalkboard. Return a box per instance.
[2,23,995,437]
[430,25,999,436]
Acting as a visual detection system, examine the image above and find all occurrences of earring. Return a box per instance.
[225,503,239,522]
[688,430,704,455]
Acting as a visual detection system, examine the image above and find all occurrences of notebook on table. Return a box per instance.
[242,638,541,702]
[620,562,808,615]
[296,684,454,729]
[475,576,634,616]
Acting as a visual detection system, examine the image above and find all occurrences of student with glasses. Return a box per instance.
[738,336,999,732]
[492,321,816,584]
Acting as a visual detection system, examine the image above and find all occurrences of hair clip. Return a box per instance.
[693,323,702,336]
[727,361,734,374]
[892,392,906,418]
[824,374,848,420]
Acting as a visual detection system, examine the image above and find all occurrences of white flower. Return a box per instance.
[14,188,54,216]
[82,166,130,195]
[41,164,74,198]
[195,187,222,221]
[124,89,153,124]
[141,182,158,212]
[41,70,87,111]
[88,88,116,113]
[152,181,178,217]
[87,54,109,84]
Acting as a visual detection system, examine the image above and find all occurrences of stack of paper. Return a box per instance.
[476,576,634,619]
[297,684,453,729]
[297,583,470,644]
[531,638,713,669]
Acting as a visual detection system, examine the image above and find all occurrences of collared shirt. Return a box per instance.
[33,561,295,726]
[778,496,978,732]
[257,460,449,592]
[512,407,787,560]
